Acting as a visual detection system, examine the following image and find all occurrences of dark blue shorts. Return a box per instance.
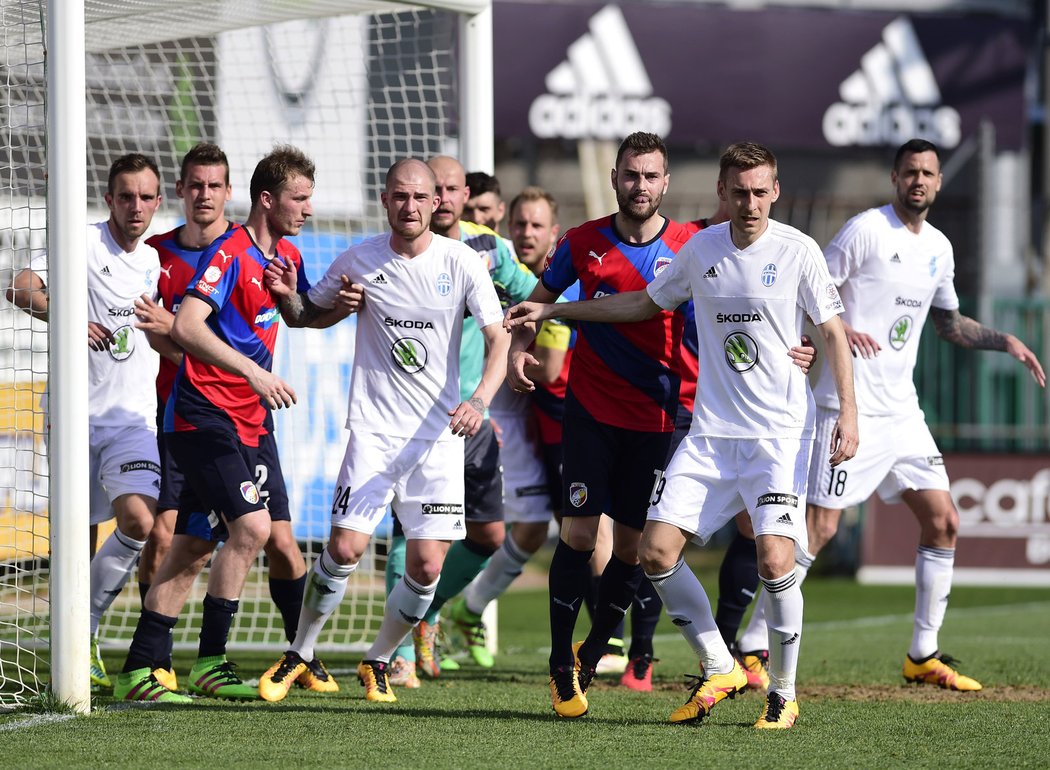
[464,419,503,523]
[171,429,290,542]
[560,396,672,531]
[157,427,186,512]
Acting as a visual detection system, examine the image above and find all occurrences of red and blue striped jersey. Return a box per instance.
[147,224,234,403]
[165,226,309,446]
[542,215,696,432]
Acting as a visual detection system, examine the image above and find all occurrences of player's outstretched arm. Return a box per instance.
[816,315,859,467]
[505,289,661,329]
[311,276,364,328]
[450,320,511,437]
[6,269,49,322]
[173,294,296,409]
[931,307,1046,387]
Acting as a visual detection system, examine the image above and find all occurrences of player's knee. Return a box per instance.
[406,563,441,585]
[147,522,173,558]
[466,522,504,552]
[513,524,548,554]
[114,494,158,540]
[326,533,367,567]
[927,506,959,542]
[638,538,675,575]
[561,521,599,552]
[232,512,271,552]
[755,533,798,580]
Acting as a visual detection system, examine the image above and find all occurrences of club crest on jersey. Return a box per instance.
[437,272,452,297]
[825,284,844,312]
[108,325,135,361]
[654,255,672,276]
[240,481,260,505]
[569,482,588,508]
[889,315,912,350]
[723,331,759,373]
[761,263,777,287]
[391,337,428,374]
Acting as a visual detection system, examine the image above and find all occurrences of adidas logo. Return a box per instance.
[100,265,112,277]
[781,632,800,647]
[890,253,901,263]
[310,577,336,596]
[529,4,671,140]
[776,512,793,525]
[704,266,717,278]
[822,16,960,149]
[371,272,388,285]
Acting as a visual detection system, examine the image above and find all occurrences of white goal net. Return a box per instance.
[0,0,488,707]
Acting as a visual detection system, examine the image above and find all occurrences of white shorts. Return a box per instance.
[648,435,811,553]
[807,407,948,509]
[331,429,466,540]
[89,423,161,525]
[493,411,552,524]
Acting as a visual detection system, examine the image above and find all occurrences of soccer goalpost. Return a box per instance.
[0,0,493,713]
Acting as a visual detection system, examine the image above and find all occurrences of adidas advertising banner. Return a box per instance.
[495,4,1028,150]
[859,455,1050,587]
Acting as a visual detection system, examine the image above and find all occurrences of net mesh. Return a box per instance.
[0,0,462,706]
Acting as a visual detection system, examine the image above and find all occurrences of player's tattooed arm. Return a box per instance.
[930,307,1007,350]
[931,307,1047,387]
[273,290,328,328]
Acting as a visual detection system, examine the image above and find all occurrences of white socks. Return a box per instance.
[761,570,804,702]
[737,551,812,654]
[462,535,531,615]
[90,528,147,634]
[646,559,734,675]
[910,545,954,660]
[366,573,438,663]
[291,549,356,662]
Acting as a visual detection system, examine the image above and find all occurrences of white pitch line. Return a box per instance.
[0,713,76,732]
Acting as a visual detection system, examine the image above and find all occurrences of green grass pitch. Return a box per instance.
[1,569,1047,769]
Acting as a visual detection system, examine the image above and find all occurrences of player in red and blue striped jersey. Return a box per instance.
[116,145,351,704]
[507,133,691,717]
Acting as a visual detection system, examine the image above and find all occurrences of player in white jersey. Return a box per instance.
[258,158,509,704]
[506,142,859,729]
[736,138,1046,692]
[7,153,164,690]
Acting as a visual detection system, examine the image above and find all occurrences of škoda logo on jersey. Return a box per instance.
[529,5,671,140]
[391,337,427,374]
[889,315,912,350]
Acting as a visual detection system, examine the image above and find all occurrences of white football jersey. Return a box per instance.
[648,220,843,439]
[309,232,504,441]
[812,205,958,417]
[33,221,160,430]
